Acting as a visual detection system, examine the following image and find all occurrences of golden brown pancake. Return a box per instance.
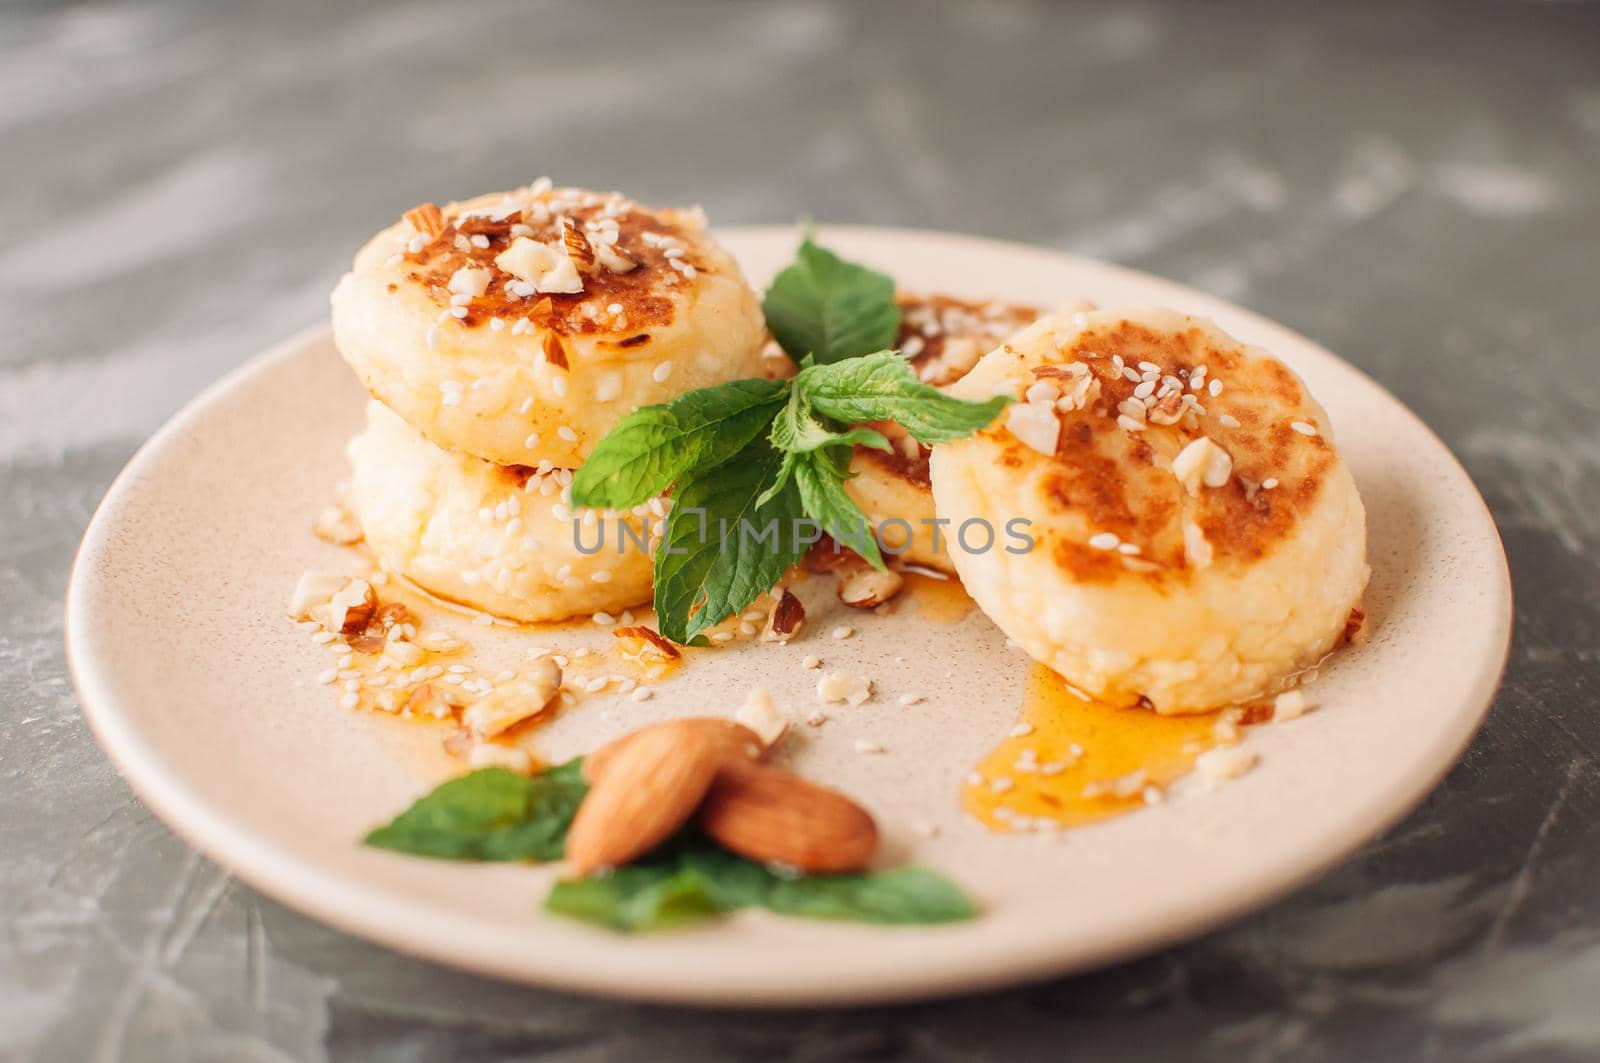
[931,307,1368,712]
[346,401,656,623]
[331,183,768,469]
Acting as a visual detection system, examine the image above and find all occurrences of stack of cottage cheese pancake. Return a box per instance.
[327,181,1370,716]
[330,182,769,622]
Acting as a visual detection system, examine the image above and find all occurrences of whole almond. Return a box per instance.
[564,722,724,875]
[582,717,763,783]
[697,761,878,873]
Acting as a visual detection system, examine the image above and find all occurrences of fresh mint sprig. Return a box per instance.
[569,237,1012,644]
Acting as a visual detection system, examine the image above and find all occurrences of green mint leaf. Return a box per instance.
[763,866,978,925]
[652,438,809,644]
[544,863,726,932]
[769,381,891,455]
[363,761,587,861]
[762,237,900,366]
[545,832,976,932]
[799,351,1011,444]
[789,446,885,569]
[569,378,789,510]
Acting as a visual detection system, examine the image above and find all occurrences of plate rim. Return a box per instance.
[65,224,1513,1006]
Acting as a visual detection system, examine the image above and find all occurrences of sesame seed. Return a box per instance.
[1088,532,1120,550]
[1262,477,1279,489]
[1218,413,1241,428]
[592,571,612,583]
[1209,379,1223,397]
[317,668,338,685]
[339,693,360,710]
[898,693,924,706]
[1291,420,1318,436]
[831,625,854,640]
[1138,361,1161,374]
[854,739,885,755]
[801,655,822,670]
[709,631,734,643]
[652,362,673,383]
[990,777,1015,794]
[551,376,568,398]
[1117,414,1145,432]
[489,318,506,332]
[629,687,653,702]
[1008,722,1034,737]
[557,426,578,443]
[1118,542,1141,555]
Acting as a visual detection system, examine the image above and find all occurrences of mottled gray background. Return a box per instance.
[5,1,1598,1059]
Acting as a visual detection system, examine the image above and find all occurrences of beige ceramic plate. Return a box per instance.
[67,227,1511,1006]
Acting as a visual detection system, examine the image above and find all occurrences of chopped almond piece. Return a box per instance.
[287,571,348,620]
[838,567,904,609]
[313,504,363,546]
[561,217,596,272]
[542,331,569,370]
[403,202,445,238]
[462,657,562,738]
[328,579,377,635]
[736,688,788,747]
[613,626,681,662]
[805,536,868,574]
[764,588,805,642]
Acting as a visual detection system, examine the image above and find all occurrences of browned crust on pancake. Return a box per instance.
[399,197,704,337]
[984,319,1337,584]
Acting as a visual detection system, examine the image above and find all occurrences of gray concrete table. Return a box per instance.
[5,1,1598,1059]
